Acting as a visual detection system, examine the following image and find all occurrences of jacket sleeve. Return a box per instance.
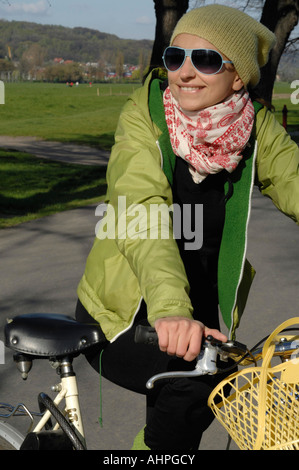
[105,93,194,325]
[256,107,299,225]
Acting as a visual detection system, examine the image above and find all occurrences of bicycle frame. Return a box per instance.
[0,356,87,450]
[3,313,105,450]
[34,366,85,443]
[3,314,299,450]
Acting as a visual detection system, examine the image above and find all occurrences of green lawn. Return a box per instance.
[0,149,107,228]
[272,81,299,138]
[0,82,139,149]
[1,80,297,144]
[0,82,137,228]
[0,80,298,228]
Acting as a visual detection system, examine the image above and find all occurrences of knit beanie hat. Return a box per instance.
[170,4,276,87]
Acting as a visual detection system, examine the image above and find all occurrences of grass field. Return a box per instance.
[0,80,297,145]
[272,81,299,132]
[0,82,137,227]
[0,80,298,228]
[0,82,139,149]
[0,150,107,228]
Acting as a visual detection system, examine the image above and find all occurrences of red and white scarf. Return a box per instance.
[163,86,255,183]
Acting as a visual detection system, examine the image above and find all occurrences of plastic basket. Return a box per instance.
[208,318,299,450]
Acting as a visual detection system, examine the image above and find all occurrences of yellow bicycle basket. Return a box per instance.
[208,317,299,450]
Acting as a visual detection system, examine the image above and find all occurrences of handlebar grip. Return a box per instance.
[134,325,158,345]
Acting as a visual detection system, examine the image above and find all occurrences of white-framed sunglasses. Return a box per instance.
[162,46,233,75]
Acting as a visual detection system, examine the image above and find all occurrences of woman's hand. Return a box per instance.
[154,316,227,362]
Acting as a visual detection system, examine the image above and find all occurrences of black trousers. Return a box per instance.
[75,300,233,450]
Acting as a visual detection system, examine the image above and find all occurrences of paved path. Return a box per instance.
[0,135,110,166]
[0,189,298,450]
[0,137,299,450]
[0,204,146,450]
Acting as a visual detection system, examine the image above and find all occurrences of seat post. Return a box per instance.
[58,356,75,378]
[58,357,86,445]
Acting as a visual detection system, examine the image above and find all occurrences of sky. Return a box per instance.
[0,0,237,40]
[0,1,297,42]
[0,0,158,40]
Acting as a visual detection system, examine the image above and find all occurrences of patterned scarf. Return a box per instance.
[163,86,255,183]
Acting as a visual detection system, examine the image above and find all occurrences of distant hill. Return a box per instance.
[0,19,154,64]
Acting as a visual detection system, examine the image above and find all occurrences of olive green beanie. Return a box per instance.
[170,4,276,87]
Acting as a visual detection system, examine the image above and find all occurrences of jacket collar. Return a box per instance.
[148,69,177,185]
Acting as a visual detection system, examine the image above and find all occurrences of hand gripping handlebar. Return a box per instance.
[134,325,247,389]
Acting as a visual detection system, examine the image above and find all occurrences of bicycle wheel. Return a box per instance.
[0,420,25,450]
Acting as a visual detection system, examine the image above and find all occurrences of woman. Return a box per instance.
[76,5,299,449]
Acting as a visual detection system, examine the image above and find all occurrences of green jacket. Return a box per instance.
[77,70,299,341]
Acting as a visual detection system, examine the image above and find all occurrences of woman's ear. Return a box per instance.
[232,74,244,91]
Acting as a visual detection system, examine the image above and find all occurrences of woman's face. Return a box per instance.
[168,34,244,113]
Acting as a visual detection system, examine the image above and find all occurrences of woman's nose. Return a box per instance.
[179,57,197,79]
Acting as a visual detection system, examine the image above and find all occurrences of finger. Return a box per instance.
[155,319,184,357]
[182,331,203,362]
[175,333,189,358]
[204,327,227,343]
[168,319,195,357]
[157,327,169,353]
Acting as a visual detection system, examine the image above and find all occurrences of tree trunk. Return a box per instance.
[149,0,299,102]
[255,0,299,103]
[149,0,189,71]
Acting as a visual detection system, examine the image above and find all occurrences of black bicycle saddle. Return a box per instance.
[4,313,105,359]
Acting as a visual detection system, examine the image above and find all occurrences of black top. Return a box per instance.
[172,157,229,329]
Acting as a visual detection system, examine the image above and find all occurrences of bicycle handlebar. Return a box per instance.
[135,325,299,389]
[134,325,248,388]
[134,325,158,345]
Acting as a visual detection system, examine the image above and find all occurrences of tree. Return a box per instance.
[149,0,189,72]
[115,50,124,80]
[151,0,299,103]
[254,0,299,103]
[19,43,46,79]
[44,62,83,83]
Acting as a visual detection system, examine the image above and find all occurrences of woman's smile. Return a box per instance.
[179,86,204,92]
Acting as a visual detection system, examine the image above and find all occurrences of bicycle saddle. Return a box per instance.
[5,313,105,359]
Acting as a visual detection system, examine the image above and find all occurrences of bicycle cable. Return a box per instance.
[217,326,299,375]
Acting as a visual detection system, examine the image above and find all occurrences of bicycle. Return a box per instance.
[1,313,299,450]
[1,313,104,450]
[135,316,299,450]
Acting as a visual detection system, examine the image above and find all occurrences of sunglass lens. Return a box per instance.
[164,48,185,71]
[192,50,222,74]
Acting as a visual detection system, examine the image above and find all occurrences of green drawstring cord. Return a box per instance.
[98,349,104,427]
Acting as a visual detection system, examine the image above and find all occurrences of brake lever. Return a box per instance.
[145,339,219,389]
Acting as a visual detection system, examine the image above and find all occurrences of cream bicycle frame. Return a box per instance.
[33,371,86,447]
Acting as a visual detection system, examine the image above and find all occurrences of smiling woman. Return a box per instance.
[166,35,243,113]
[75,4,299,451]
